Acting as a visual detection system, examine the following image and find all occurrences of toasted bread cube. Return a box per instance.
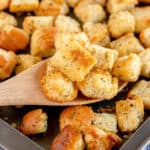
[20,109,48,135]
[59,106,94,131]
[55,15,81,33]
[139,28,150,48]
[93,113,118,133]
[107,0,138,13]
[35,0,69,16]
[0,25,29,52]
[0,0,9,10]
[108,11,135,38]
[88,44,118,71]
[128,80,150,110]
[83,126,121,150]
[10,0,39,12]
[15,54,41,74]
[83,22,110,46]
[130,7,150,33]
[74,0,106,23]
[110,33,144,56]
[51,125,85,150]
[0,48,17,80]
[139,49,150,78]
[31,27,56,57]
[77,68,118,99]
[23,16,54,34]
[112,54,141,82]
[41,62,78,102]
[66,0,80,7]
[116,95,144,132]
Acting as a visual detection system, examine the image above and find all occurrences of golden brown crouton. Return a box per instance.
[31,27,56,57]
[15,54,41,74]
[59,106,94,131]
[0,25,29,52]
[0,48,17,80]
[66,0,80,7]
[83,125,121,150]
[35,0,69,16]
[108,11,135,38]
[10,0,39,12]
[128,80,150,110]
[51,125,85,150]
[20,109,48,135]
[88,44,118,71]
[110,33,144,56]
[51,38,96,82]
[0,0,9,10]
[116,95,144,132]
[93,113,118,133]
[55,15,81,33]
[0,12,17,29]
[130,7,150,33]
[107,0,138,13]
[83,22,110,46]
[139,28,150,48]
[41,62,78,102]
[23,16,54,34]
[74,0,106,23]
[112,53,141,82]
[77,68,118,99]
[139,49,150,78]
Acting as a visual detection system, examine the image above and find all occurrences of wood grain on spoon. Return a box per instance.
[0,60,128,106]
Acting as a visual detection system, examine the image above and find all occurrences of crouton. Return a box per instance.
[110,33,144,56]
[66,0,80,7]
[59,106,94,131]
[128,80,150,110]
[31,27,56,57]
[130,7,150,33]
[139,27,150,48]
[0,25,29,52]
[0,0,9,10]
[20,109,48,135]
[41,62,78,102]
[76,68,118,99]
[55,15,81,33]
[112,53,141,82]
[51,125,85,150]
[23,16,54,34]
[93,113,118,133]
[108,11,135,38]
[88,44,118,71]
[107,0,138,13]
[15,54,41,74]
[116,95,144,132]
[10,0,39,12]
[83,22,110,46]
[0,48,17,80]
[35,0,69,16]
[74,0,106,23]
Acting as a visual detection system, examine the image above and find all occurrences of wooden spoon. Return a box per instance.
[0,60,127,106]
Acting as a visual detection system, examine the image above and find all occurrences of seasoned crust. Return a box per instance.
[0,25,29,52]
[59,106,94,131]
[0,0,9,10]
[116,95,144,132]
[9,0,39,12]
[83,125,121,150]
[0,48,17,80]
[51,125,85,150]
[112,53,141,82]
[108,11,135,38]
[31,27,56,57]
[128,80,150,110]
[41,62,78,103]
[23,16,54,34]
[110,33,144,57]
[20,109,48,135]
